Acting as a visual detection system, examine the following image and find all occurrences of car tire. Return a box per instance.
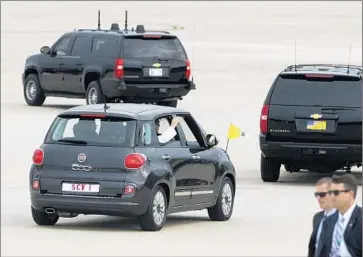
[86,81,106,105]
[138,186,167,231]
[159,100,178,108]
[260,154,281,182]
[31,206,59,226]
[23,74,46,106]
[207,177,234,221]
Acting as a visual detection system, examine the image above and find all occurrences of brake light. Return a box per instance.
[80,114,107,118]
[185,59,191,80]
[143,35,162,38]
[124,153,146,169]
[114,58,124,78]
[305,74,334,78]
[260,105,269,134]
[33,148,44,165]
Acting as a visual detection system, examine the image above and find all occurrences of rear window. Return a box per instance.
[270,74,362,108]
[45,115,136,147]
[123,37,187,60]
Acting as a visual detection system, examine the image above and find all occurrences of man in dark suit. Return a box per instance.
[328,174,362,257]
[308,177,338,257]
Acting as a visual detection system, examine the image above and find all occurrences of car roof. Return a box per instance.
[59,103,189,120]
[280,63,362,78]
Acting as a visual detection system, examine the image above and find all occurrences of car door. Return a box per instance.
[65,35,91,94]
[40,35,74,92]
[176,114,219,205]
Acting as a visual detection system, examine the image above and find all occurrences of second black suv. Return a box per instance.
[22,23,195,108]
[259,64,362,182]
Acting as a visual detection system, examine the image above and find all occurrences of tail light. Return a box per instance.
[33,148,44,165]
[114,58,124,78]
[185,59,191,80]
[124,153,146,169]
[260,105,269,134]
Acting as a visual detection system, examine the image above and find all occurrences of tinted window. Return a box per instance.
[53,36,72,55]
[72,36,91,56]
[123,37,187,60]
[46,115,136,147]
[270,74,362,108]
[92,37,119,57]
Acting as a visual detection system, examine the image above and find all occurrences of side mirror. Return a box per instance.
[206,134,218,147]
[40,46,51,54]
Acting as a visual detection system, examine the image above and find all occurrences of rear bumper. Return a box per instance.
[102,78,195,102]
[259,134,362,163]
[30,191,150,217]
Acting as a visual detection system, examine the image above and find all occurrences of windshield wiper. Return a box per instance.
[57,139,88,145]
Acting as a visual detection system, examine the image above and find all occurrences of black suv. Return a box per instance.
[22,23,195,108]
[259,64,362,182]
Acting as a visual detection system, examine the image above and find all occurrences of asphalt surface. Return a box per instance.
[1,1,362,256]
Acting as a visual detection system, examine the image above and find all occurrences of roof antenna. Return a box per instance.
[97,83,110,112]
[97,10,101,30]
[124,10,128,31]
[347,43,352,74]
[294,39,297,72]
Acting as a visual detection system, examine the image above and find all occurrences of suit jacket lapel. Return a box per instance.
[344,205,359,238]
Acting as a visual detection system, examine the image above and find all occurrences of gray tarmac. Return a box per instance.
[1,1,362,256]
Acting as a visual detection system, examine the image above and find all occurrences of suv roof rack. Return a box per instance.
[283,63,362,77]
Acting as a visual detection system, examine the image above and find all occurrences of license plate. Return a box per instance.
[306,120,327,131]
[62,183,100,193]
[149,68,163,77]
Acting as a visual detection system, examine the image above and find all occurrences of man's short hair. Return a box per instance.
[316,177,333,186]
[332,174,358,198]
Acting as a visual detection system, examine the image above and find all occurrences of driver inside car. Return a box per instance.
[155,117,180,144]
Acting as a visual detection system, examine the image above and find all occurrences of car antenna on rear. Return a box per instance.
[347,43,352,74]
[124,10,128,32]
[97,10,101,30]
[294,39,297,72]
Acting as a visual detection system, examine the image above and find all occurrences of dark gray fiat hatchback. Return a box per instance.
[29,103,236,231]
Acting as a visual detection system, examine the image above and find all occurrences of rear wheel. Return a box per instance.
[260,154,281,182]
[31,206,59,226]
[207,177,234,221]
[138,186,167,231]
[86,81,106,105]
[159,100,178,108]
[23,74,46,106]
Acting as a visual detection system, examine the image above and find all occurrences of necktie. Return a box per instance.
[330,217,345,257]
[315,214,328,257]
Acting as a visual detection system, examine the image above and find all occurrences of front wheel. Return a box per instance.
[23,74,46,106]
[138,186,167,231]
[207,177,234,221]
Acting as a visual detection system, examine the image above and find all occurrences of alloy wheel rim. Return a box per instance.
[26,81,37,100]
[221,183,232,216]
[88,88,98,104]
[152,191,165,226]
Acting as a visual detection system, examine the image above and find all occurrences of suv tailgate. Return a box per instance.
[267,73,362,144]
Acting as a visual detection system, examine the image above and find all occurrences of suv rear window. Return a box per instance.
[45,115,136,147]
[123,37,187,60]
[270,74,362,108]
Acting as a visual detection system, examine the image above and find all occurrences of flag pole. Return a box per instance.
[225,139,230,152]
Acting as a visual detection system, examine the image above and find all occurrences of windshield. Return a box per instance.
[123,37,187,60]
[45,115,137,147]
[270,74,362,108]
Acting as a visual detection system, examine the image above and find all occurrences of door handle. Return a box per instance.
[59,63,65,66]
[192,155,200,160]
[162,155,171,161]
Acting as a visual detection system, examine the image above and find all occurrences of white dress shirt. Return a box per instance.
[331,203,357,257]
[315,208,336,251]
[158,127,176,144]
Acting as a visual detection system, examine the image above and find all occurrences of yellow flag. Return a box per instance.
[227,123,242,140]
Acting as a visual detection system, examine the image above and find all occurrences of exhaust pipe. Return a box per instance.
[45,208,56,214]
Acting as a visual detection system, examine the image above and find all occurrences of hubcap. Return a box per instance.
[221,183,233,216]
[25,81,37,100]
[152,191,165,226]
[88,88,98,104]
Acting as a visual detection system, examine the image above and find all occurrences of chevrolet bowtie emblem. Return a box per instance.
[310,113,323,119]
[152,63,161,68]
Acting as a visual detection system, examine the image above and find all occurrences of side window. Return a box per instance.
[53,36,72,56]
[71,36,91,56]
[177,116,204,148]
[140,122,152,146]
[91,37,118,57]
[155,116,181,147]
